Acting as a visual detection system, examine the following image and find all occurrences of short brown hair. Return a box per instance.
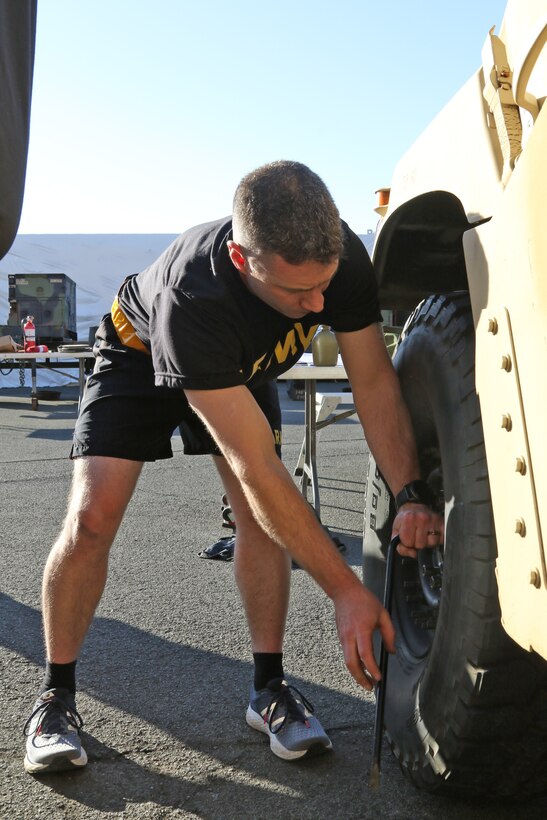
[232,160,343,264]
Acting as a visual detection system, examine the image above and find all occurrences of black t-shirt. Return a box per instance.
[117,217,381,391]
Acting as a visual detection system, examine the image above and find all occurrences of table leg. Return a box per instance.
[30,360,38,410]
[78,359,86,410]
[299,378,320,515]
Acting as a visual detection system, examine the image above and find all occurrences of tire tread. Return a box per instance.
[366,292,547,797]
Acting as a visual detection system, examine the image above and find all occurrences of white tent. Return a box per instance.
[0,234,176,387]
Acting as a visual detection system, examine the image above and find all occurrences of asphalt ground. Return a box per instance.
[1,382,546,820]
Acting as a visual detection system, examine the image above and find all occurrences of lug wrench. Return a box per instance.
[369,534,400,789]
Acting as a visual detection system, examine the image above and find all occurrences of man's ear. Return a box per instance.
[227,240,246,272]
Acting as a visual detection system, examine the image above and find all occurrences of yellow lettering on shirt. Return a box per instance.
[274,329,298,363]
[248,352,269,380]
[247,322,321,381]
[295,322,319,349]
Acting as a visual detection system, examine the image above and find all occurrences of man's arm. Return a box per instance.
[185,383,395,690]
[336,323,444,557]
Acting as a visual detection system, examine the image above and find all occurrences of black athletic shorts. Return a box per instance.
[71,314,282,462]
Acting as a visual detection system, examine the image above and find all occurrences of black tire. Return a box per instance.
[363,292,547,797]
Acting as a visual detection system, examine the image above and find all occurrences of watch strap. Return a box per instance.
[395,480,435,511]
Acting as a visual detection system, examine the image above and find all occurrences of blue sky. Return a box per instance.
[19,0,507,236]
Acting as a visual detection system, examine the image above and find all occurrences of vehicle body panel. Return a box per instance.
[373,0,547,657]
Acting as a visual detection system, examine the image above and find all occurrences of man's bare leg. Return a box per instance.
[42,456,143,663]
[212,456,333,759]
[213,455,290,653]
[24,456,143,774]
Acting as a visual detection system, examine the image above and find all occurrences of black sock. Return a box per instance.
[41,660,77,695]
[253,652,284,690]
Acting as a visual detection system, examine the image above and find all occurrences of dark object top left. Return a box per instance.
[0,1,38,260]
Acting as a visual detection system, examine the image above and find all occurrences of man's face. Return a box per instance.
[228,242,338,319]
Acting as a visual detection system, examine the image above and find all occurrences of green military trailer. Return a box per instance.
[1,273,78,348]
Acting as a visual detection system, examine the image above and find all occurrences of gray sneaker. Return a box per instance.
[23,688,88,774]
[246,677,333,760]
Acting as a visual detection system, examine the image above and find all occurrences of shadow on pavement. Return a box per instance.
[1,593,374,818]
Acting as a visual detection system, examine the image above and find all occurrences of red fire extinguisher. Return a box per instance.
[22,315,49,353]
[22,315,36,351]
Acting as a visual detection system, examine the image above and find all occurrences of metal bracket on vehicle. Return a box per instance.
[482,28,522,185]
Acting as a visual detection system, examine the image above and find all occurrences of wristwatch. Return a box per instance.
[395,480,435,511]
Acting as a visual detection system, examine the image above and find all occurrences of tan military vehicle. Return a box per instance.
[363,0,547,797]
